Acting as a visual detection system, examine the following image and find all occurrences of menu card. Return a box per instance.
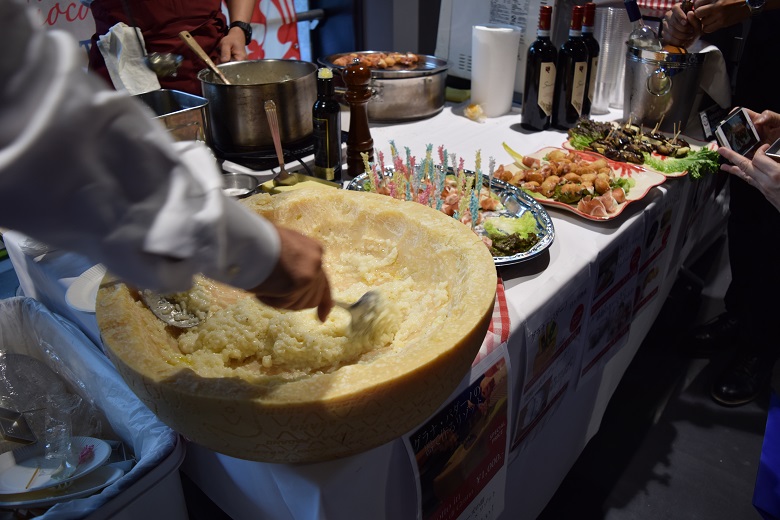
[405,346,510,520]
[580,227,643,380]
[511,269,590,451]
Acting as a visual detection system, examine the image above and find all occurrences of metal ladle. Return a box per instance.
[119,0,182,78]
[140,290,201,328]
[334,291,386,337]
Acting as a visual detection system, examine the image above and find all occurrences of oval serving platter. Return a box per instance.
[562,133,718,178]
[347,169,555,266]
[501,147,667,222]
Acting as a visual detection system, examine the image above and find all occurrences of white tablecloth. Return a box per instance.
[3,104,730,519]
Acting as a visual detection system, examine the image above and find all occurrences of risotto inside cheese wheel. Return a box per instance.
[96,188,497,463]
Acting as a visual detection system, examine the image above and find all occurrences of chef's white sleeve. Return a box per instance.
[0,0,280,293]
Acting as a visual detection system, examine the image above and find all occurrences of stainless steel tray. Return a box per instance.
[346,170,555,266]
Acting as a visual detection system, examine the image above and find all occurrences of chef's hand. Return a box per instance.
[250,225,334,321]
[661,3,701,47]
[216,29,248,63]
[719,143,780,213]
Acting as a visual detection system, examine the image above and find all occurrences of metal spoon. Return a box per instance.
[264,100,297,185]
[178,30,231,85]
[140,290,201,328]
[334,291,386,336]
[119,0,182,78]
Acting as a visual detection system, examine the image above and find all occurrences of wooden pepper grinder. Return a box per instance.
[343,58,374,178]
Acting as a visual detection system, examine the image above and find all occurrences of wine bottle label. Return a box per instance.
[588,57,599,103]
[538,62,556,116]
[571,61,587,116]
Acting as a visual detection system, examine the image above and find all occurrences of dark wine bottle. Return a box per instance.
[552,5,589,130]
[312,67,342,182]
[581,2,600,118]
[521,5,557,131]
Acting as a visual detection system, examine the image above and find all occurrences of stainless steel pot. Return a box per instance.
[319,52,449,123]
[198,60,317,153]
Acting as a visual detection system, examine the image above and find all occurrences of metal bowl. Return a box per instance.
[221,173,259,198]
[318,51,449,122]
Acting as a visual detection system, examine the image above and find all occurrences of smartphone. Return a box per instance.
[715,107,761,155]
[766,137,780,162]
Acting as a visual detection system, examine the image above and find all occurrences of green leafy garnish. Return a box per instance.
[484,214,541,256]
[502,142,531,169]
[612,177,636,194]
[484,214,537,238]
[569,133,595,150]
[567,118,614,150]
[642,148,720,179]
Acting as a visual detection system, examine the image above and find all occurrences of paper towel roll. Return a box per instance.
[470,24,522,118]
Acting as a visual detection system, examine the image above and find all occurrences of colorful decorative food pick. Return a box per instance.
[359,142,543,258]
[362,143,512,230]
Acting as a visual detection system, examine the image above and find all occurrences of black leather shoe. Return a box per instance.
[687,312,741,357]
[711,354,768,407]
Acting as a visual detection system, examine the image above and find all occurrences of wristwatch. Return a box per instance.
[746,0,765,15]
[229,21,253,45]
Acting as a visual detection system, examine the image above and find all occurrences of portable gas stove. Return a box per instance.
[213,132,349,178]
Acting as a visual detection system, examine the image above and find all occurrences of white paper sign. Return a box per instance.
[405,345,510,520]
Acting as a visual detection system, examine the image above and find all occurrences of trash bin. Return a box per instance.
[0,297,188,519]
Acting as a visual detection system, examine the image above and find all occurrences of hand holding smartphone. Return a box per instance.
[715,107,761,156]
[766,138,780,162]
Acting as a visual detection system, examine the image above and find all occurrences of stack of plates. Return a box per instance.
[0,437,123,509]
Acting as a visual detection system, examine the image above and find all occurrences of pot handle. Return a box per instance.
[646,66,672,97]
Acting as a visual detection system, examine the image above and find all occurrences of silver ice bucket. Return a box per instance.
[623,45,706,133]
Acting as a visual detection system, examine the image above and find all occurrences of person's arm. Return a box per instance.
[0,1,332,318]
[217,0,256,63]
[720,144,780,212]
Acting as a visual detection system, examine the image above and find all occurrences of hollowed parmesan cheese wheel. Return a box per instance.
[96,189,497,464]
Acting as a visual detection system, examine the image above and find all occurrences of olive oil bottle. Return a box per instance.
[312,67,342,182]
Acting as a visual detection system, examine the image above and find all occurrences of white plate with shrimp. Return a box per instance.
[499,147,667,222]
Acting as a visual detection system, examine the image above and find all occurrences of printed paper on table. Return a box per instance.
[580,226,644,380]
[405,345,510,520]
[511,269,590,451]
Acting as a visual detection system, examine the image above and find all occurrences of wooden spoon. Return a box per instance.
[178,30,231,85]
